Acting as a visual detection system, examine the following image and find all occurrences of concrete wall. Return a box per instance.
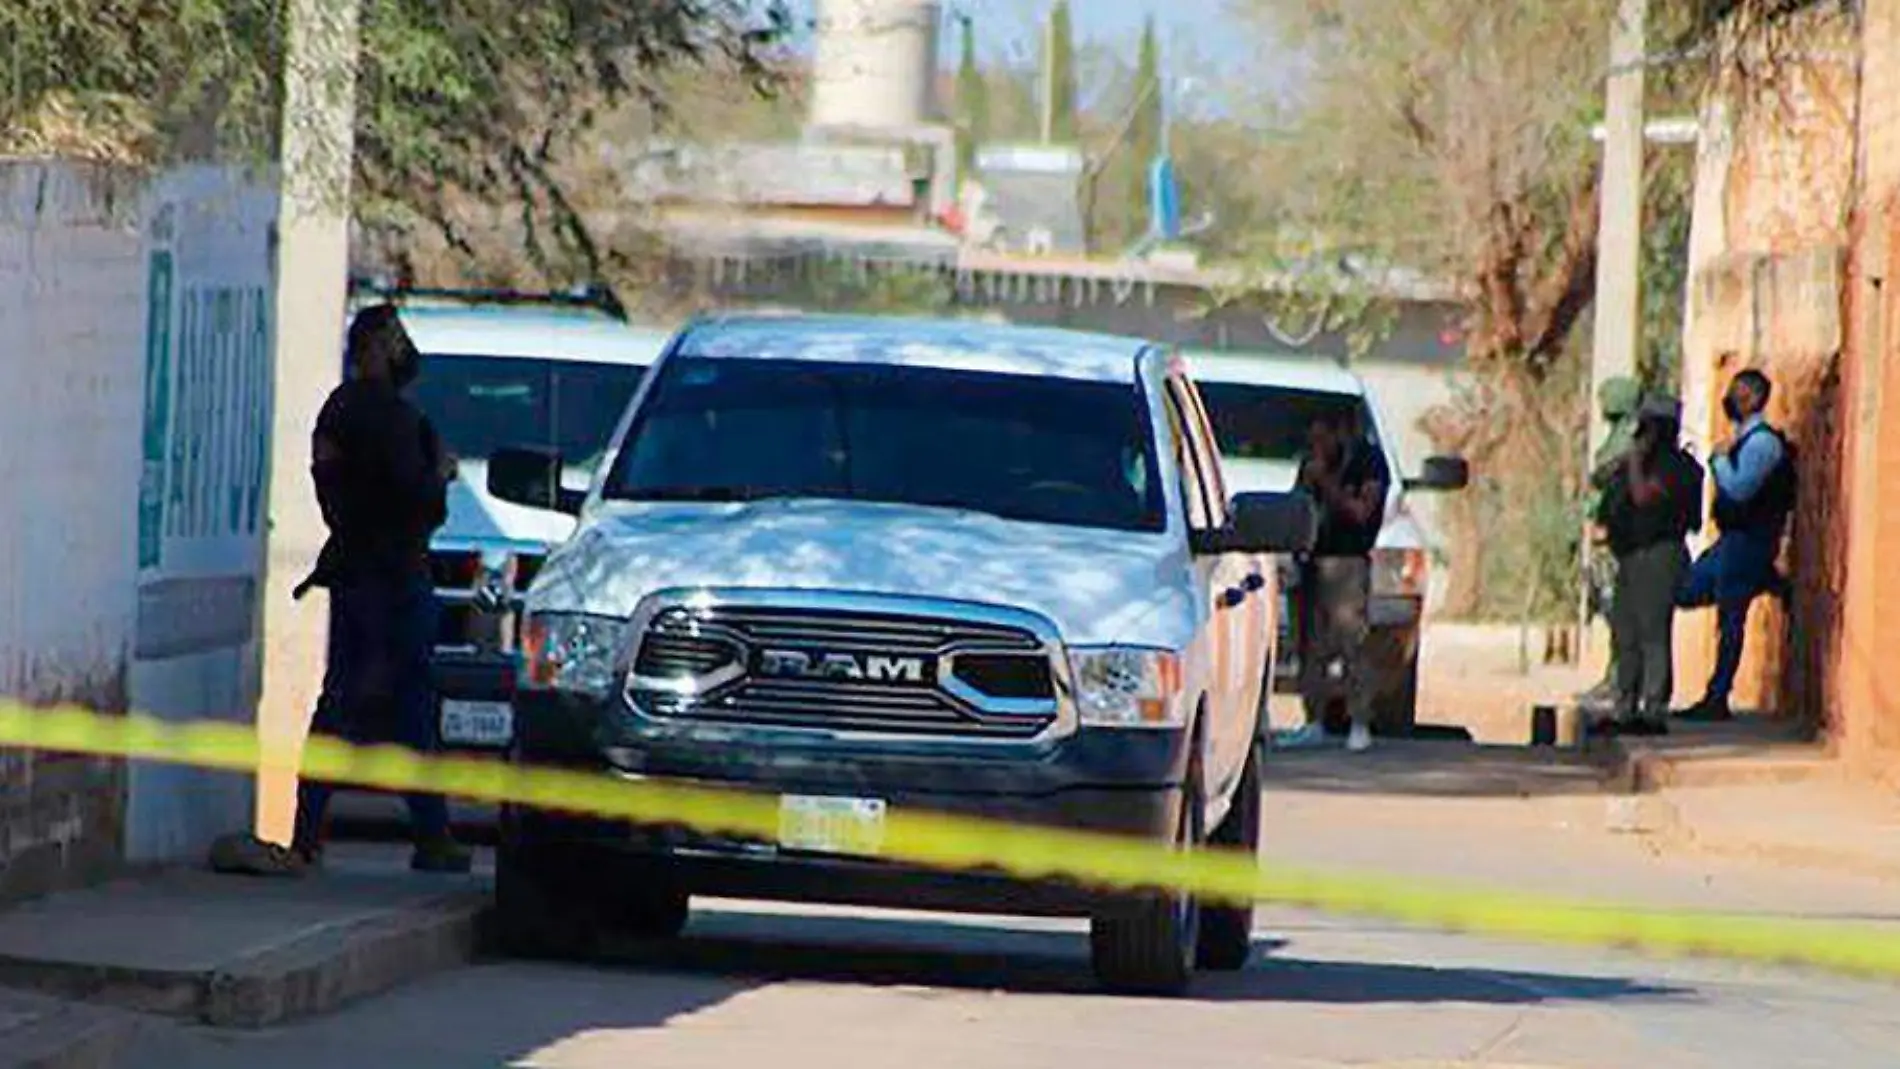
[1840,0,1900,781]
[1677,15,1859,721]
[0,161,278,896]
[0,163,145,901]
[126,168,279,862]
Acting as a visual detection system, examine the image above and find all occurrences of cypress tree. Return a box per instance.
[1045,0,1079,144]
[1124,17,1164,236]
[954,16,988,185]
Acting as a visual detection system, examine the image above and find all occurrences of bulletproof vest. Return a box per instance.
[1711,424,1796,534]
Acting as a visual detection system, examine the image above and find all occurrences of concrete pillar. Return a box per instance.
[256,0,361,843]
[1588,0,1648,458]
[1581,0,1647,674]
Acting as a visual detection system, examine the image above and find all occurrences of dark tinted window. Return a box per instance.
[602,358,1165,533]
[1195,381,1375,462]
[409,356,647,475]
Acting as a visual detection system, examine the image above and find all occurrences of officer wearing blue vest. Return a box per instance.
[1675,369,1796,722]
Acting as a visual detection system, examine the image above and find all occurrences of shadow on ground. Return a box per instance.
[129,901,1691,1068]
[1262,739,1618,798]
[575,903,1688,1007]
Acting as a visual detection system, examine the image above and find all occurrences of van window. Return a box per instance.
[1195,382,1376,462]
[410,357,648,476]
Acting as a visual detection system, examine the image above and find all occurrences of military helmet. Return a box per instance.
[1598,376,1642,419]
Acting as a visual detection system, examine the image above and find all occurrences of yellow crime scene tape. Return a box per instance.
[3,701,1899,982]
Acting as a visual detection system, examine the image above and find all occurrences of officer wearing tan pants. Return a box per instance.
[1284,409,1390,754]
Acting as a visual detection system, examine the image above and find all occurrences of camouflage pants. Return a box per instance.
[1298,556,1372,729]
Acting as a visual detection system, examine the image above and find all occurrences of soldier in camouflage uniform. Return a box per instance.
[1578,377,1643,709]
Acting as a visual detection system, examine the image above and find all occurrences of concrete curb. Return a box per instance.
[0,890,486,1031]
[1594,737,1900,883]
[202,892,486,1028]
[0,992,143,1069]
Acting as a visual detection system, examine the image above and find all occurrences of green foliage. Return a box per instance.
[795,260,955,316]
[1233,0,1622,623]
[1199,240,1400,365]
[953,16,988,187]
[1,0,792,279]
[1640,149,1696,392]
[1045,0,1079,144]
[1122,18,1163,243]
[0,0,285,162]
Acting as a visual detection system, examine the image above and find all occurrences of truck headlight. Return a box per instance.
[519,613,628,698]
[1068,647,1186,728]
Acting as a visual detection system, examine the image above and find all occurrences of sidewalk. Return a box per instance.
[0,989,140,1069]
[1403,621,1900,893]
[0,844,485,1039]
[1264,737,1900,923]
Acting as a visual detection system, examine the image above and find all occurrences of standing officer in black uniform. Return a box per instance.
[290,302,471,873]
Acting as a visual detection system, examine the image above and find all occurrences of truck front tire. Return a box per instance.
[494,829,600,960]
[1090,759,1204,995]
[1196,738,1261,971]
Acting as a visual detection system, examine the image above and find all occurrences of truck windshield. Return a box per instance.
[1194,381,1375,461]
[601,357,1166,533]
[410,356,647,476]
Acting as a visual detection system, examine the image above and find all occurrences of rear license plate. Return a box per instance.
[440,700,514,747]
[776,795,887,857]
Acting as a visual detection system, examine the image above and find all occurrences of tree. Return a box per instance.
[1237,0,1616,619]
[1076,17,1165,253]
[1123,17,1164,246]
[953,15,989,186]
[0,0,793,284]
[1043,0,1079,143]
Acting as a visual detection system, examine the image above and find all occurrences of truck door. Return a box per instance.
[1164,374,1256,806]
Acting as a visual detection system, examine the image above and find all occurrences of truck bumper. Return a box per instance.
[503,691,1192,917]
[509,784,1183,918]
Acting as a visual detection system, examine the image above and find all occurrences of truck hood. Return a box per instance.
[526,499,1197,649]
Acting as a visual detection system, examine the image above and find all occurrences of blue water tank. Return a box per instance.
[1148,156,1181,241]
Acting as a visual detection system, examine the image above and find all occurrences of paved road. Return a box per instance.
[129,743,1900,1067]
[129,893,1900,1069]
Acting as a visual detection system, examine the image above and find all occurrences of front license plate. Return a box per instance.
[439,700,514,747]
[776,795,887,857]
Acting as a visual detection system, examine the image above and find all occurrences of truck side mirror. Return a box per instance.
[1403,455,1470,492]
[1192,491,1318,555]
[488,446,584,515]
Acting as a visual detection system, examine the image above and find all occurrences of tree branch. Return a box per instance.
[1522,169,1602,367]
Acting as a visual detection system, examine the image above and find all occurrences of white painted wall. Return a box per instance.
[0,163,145,710]
[126,167,280,862]
[0,161,279,867]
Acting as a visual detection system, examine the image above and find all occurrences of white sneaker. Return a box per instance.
[1346,724,1373,753]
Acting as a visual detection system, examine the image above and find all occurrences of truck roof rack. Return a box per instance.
[348,275,628,322]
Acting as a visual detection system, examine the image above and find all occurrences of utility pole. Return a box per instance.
[1588,0,1648,459]
[1578,0,1646,676]
[1039,10,1054,143]
[256,0,362,844]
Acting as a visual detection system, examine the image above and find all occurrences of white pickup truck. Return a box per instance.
[485,313,1317,994]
